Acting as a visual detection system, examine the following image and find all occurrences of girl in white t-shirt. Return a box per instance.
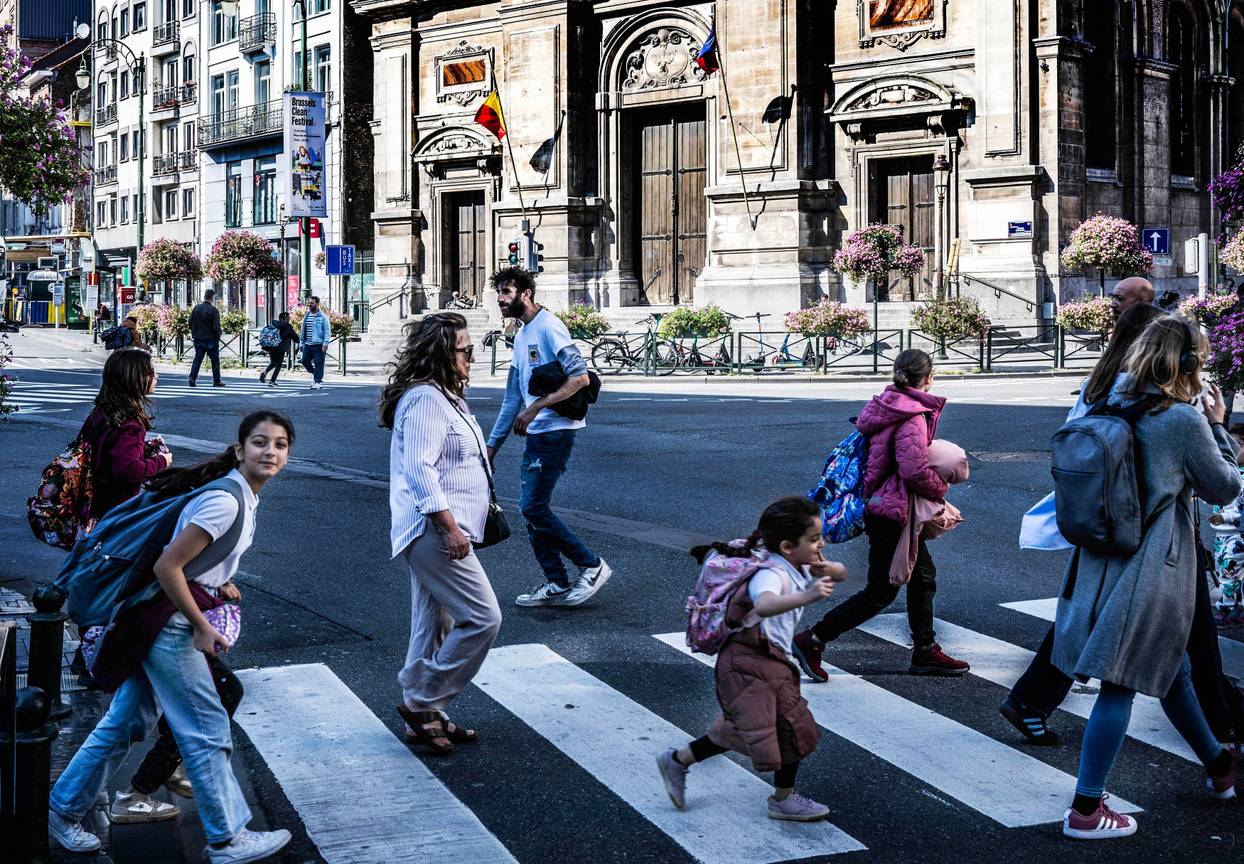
[50,411,297,864]
[658,497,847,822]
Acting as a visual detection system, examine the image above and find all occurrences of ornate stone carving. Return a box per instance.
[427,134,485,155]
[436,39,492,105]
[621,28,705,92]
[846,82,939,112]
[857,0,948,52]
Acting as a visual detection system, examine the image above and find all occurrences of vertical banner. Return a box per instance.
[284,91,328,219]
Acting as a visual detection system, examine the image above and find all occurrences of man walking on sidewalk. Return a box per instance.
[486,267,612,607]
[187,289,223,388]
[300,296,331,390]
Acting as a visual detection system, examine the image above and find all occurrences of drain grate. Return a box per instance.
[969,451,1051,463]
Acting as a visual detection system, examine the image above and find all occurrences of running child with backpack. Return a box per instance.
[658,497,845,821]
[48,410,296,864]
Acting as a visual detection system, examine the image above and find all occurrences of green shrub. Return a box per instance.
[658,305,731,339]
[556,304,612,339]
[910,297,991,340]
[220,308,251,336]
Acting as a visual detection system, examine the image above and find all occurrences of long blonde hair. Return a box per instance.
[1121,314,1205,407]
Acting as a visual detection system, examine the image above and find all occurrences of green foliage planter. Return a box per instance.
[658,306,731,340]
[910,297,990,340]
[556,304,612,339]
[1056,296,1113,333]
[220,308,251,336]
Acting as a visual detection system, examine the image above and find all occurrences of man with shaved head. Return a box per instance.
[1109,277,1155,318]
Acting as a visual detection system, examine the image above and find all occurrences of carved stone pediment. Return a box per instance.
[621,28,706,92]
[413,128,501,179]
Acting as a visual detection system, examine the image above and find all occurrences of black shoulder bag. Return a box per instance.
[439,388,510,548]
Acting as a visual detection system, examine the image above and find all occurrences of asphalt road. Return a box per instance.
[3,348,1240,864]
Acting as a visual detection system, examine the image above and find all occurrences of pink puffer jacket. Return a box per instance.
[856,385,948,523]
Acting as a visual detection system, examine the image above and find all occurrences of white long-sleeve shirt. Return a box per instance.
[389,384,491,557]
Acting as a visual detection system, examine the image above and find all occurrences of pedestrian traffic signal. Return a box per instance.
[507,240,521,267]
[525,236,545,274]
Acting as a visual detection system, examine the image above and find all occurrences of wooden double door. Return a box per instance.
[445,190,488,303]
[634,105,707,306]
[868,155,936,301]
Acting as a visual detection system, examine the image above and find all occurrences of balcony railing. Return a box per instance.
[96,104,117,126]
[239,13,276,53]
[180,82,197,105]
[94,165,117,185]
[152,85,180,110]
[153,151,197,177]
[178,150,197,170]
[153,20,179,48]
[198,98,283,148]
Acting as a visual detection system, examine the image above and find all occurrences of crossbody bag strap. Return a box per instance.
[436,386,499,504]
[183,478,248,579]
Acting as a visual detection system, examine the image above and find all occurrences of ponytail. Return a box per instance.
[689,497,819,563]
[691,529,763,564]
[145,409,295,500]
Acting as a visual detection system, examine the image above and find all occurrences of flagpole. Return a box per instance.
[714,22,756,231]
[490,50,528,221]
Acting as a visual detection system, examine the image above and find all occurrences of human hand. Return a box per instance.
[802,576,836,603]
[809,557,848,583]
[162,451,174,469]
[1203,383,1228,426]
[218,582,241,602]
[1211,513,1225,526]
[192,622,232,655]
[486,445,497,471]
[442,526,472,560]
[514,406,539,436]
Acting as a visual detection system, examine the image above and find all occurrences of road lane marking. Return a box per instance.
[234,663,517,864]
[476,644,865,862]
[858,615,1196,762]
[653,633,1141,827]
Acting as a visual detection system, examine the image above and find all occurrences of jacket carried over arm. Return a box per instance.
[855,385,948,523]
[188,302,221,341]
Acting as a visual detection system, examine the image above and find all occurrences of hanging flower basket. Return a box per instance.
[831,223,926,286]
[205,230,284,283]
[1060,214,1154,278]
[783,301,872,339]
[1208,308,1244,393]
[136,238,203,283]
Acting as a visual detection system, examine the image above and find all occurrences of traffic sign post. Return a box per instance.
[1143,227,1170,256]
[325,245,356,313]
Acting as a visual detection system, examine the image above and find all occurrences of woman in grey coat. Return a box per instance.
[1053,315,1242,841]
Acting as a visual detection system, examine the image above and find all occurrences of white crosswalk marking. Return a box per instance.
[476,643,865,862]
[1001,597,1244,679]
[857,614,1197,761]
[234,664,517,864]
[652,633,1142,827]
[6,376,355,413]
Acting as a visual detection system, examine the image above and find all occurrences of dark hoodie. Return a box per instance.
[856,385,948,523]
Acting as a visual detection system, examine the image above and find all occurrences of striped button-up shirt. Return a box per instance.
[389,384,491,558]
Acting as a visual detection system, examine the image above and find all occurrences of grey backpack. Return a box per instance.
[1050,396,1161,555]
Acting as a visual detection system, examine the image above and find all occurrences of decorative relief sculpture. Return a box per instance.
[857,0,947,51]
[436,39,492,105]
[845,83,939,112]
[621,28,705,91]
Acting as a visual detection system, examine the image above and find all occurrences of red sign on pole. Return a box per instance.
[119,287,136,304]
[287,275,300,309]
[298,219,322,239]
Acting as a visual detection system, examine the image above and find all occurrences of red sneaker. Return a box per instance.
[910,642,970,676]
[1062,795,1137,840]
[1207,747,1237,800]
[792,630,829,683]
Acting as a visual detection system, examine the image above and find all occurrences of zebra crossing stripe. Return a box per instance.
[1001,598,1244,680]
[233,664,517,864]
[476,643,865,862]
[652,633,1142,827]
[857,615,1198,762]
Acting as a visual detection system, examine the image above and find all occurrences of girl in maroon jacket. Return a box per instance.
[793,349,971,679]
[81,347,172,520]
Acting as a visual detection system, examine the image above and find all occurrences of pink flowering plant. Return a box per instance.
[1207,308,1244,392]
[1061,214,1154,277]
[136,239,202,283]
[156,305,191,339]
[910,296,991,340]
[1056,296,1114,332]
[1210,165,1244,236]
[832,224,926,283]
[556,304,611,339]
[288,304,353,339]
[0,333,15,417]
[1179,292,1242,329]
[220,308,251,336]
[784,301,872,338]
[205,231,284,283]
[0,26,88,209]
[1219,227,1244,273]
[127,303,161,337]
[314,251,326,271]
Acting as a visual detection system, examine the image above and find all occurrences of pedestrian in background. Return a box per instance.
[793,349,970,679]
[380,312,501,755]
[259,312,298,387]
[486,266,612,608]
[188,289,224,388]
[1108,277,1154,319]
[658,497,841,821]
[299,296,331,390]
[1054,317,1241,840]
[120,315,149,351]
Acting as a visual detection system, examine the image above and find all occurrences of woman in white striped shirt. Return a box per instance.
[379,313,502,755]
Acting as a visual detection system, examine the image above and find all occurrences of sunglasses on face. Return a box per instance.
[456,345,475,361]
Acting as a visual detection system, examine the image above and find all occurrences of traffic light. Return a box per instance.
[521,234,544,273]
[507,239,521,267]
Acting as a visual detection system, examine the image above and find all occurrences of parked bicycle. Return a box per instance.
[590,315,678,375]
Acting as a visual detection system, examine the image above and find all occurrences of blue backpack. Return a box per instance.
[809,429,869,543]
[53,478,246,629]
[101,325,132,351]
[258,323,282,349]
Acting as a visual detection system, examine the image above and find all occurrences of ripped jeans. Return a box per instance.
[519,429,599,587]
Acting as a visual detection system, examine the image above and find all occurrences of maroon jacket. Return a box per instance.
[80,407,165,518]
[857,385,948,523]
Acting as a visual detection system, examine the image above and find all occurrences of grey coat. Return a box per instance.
[1051,396,1241,697]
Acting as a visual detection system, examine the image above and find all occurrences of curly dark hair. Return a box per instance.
[490,266,536,298]
[378,312,470,428]
[95,347,155,429]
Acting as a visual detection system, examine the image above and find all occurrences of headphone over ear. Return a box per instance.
[1178,319,1200,377]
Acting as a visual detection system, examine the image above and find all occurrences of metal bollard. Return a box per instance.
[26,585,70,721]
[0,687,59,863]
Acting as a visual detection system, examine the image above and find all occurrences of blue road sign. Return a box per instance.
[1143,227,1170,255]
[1007,221,1033,238]
[325,244,355,276]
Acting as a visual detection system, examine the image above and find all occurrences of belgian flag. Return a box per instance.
[474,90,507,140]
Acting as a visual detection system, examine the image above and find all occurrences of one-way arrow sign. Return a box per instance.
[1144,227,1170,255]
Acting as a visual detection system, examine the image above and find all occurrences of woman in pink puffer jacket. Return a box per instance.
[792,349,971,680]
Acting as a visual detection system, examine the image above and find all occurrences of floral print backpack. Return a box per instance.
[27,434,95,550]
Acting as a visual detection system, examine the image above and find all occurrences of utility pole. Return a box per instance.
[299,0,310,304]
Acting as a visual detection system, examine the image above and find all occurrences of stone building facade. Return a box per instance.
[350,0,1241,330]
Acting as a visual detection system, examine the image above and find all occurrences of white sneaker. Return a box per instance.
[310,381,323,390]
[515,581,572,607]
[48,809,102,852]
[205,828,292,864]
[565,558,613,606]
[165,762,195,798]
[109,789,180,824]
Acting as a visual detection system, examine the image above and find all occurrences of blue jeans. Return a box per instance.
[189,338,221,384]
[1075,656,1224,798]
[519,429,598,587]
[50,618,252,844]
[301,343,327,383]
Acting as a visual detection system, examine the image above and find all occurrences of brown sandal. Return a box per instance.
[396,705,454,755]
[442,720,478,744]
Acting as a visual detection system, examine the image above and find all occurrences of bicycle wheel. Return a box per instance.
[652,340,678,375]
[591,339,630,375]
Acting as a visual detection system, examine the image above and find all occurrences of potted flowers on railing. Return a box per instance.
[1060,214,1154,296]
[783,300,871,356]
[657,305,732,340]
[1179,292,1241,329]
[288,304,354,340]
[1056,295,1114,334]
[831,223,926,305]
[910,296,990,340]
[220,308,251,336]
[556,304,612,340]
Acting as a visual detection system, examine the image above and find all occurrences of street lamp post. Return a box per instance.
[221,0,311,306]
[75,25,145,313]
[932,154,950,302]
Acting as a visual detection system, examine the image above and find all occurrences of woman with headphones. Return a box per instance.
[1053,315,1242,841]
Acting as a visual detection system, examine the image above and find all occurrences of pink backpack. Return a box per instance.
[684,545,779,655]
